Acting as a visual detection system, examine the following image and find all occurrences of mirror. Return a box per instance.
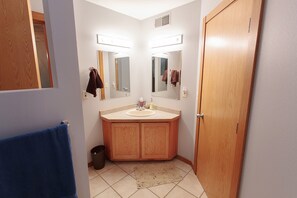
[152,51,182,100]
[97,51,131,100]
[0,0,53,91]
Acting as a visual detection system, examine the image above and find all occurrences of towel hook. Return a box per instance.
[61,120,70,127]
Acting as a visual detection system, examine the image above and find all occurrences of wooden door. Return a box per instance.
[141,123,169,159]
[0,0,41,90]
[111,123,140,160]
[194,0,263,197]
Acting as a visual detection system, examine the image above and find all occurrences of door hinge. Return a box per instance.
[248,18,252,33]
[236,123,239,134]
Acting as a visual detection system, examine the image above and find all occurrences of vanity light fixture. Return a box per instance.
[151,34,183,48]
[97,34,132,48]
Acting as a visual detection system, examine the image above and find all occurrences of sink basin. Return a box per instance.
[126,109,155,117]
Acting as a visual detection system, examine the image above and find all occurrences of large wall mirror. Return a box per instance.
[97,51,131,100]
[0,0,53,91]
[152,51,182,100]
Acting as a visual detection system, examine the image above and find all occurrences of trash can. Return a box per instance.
[91,145,105,170]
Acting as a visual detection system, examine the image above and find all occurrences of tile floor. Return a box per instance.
[88,158,208,198]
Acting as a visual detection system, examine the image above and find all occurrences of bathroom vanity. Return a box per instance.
[99,106,180,161]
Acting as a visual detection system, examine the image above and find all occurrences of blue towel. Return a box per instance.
[0,124,77,198]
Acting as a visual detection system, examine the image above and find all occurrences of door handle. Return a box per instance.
[197,113,204,119]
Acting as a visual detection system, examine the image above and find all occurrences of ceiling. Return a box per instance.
[85,0,197,20]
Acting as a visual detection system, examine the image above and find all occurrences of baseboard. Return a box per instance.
[88,156,193,169]
[176,155,194,170]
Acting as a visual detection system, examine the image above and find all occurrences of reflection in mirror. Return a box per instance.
[0,0,53,91]
[152,51,182,100]
[97,51,130,100]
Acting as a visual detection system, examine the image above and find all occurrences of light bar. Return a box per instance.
[97,35,132,48]
[151,34,183,48]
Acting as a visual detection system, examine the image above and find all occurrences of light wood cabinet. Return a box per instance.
[111,123,140,160]
[102,119,179,161]
[141,123,169,159]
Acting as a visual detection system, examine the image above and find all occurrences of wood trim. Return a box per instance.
[98,51,105,100]
[32,11,44,23]
[176,155,193,169]
[205,0,236,22]
[32,11,53,87]
[42,23,53,87]
[193,17,207,174]
[115,60,119,90]
[230,0,265,197]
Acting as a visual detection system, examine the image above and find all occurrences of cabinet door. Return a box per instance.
[141,123,169,159]
[111,123,140,160]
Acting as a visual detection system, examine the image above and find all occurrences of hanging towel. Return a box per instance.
[162,69,168,84]
[86,68,103,97]
[171,70,179,86]
[0,124,77,198]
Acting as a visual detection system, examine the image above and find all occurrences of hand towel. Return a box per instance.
[86,68,103,97]
[171,70,179,86]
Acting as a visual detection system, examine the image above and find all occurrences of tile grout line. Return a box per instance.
[97,174,123,198]
[147,187,161,198]
[198,191,206,198]
[163,183,178,198]
[176,171,202,198]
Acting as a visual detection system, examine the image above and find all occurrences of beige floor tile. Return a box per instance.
[172,159,192,172]
[94,187,120,198]
[173,168,187,184]
[200,192,208,198]
[115,161,140,174]
[165,186,196,198]
[112,175,138,198]
[88,167,99,180]
[178,172,204,197]
[130,189,159,198]
[95,160,116,175]
[89,176,109,198]
[149,183,176,198]
[100,166,128,185]
[189,169,195,175]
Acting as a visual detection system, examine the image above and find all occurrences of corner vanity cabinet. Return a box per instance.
[100,108,180,161]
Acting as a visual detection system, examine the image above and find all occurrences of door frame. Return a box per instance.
[193,0,264,197]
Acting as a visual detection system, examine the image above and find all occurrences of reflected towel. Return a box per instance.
[86,68,104,97]
[0,124,77,198]
[171,70,179,86]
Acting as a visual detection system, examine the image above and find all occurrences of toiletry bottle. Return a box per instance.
[149,98,154,110]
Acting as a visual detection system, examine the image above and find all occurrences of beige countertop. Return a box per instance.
[100,105,180,121]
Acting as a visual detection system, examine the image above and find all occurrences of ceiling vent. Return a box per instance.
[155,14,170,28]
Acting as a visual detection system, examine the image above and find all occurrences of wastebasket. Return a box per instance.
[91,145,105,170]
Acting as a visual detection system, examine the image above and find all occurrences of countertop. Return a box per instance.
[100,105,180,122]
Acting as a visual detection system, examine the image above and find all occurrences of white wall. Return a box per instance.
[240,0,297,197]
[0,0,89,197]
[73,0,141,162]
[200,0,297,197]
[30,0,44,13]
[141,0,201,161]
